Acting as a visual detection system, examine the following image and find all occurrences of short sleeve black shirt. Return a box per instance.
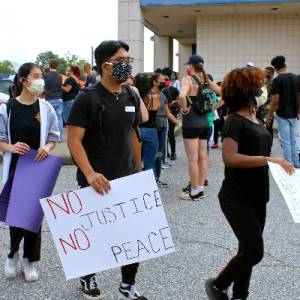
[168,86,179,100]
[218,113,272,205]
[67,82,141,186]
[167,86,180,114]
[271,73,300,118]
[62,77,80,102]
[162,88,173,103]
[44,71,63,100]
[10,99,40,170]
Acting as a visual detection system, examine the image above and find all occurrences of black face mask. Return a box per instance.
[158,82,166,90]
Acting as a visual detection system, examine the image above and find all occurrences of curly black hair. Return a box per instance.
[271,55,286,70]
[221,67,266,113]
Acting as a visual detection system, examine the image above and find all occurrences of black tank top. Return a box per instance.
[140,95,157,128]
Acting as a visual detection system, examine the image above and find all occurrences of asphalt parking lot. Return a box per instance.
[0,131,299,300]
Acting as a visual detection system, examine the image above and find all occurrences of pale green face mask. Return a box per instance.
[255,86,267,107]
[26,79,44,95]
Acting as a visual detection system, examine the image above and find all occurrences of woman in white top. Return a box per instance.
[170,70,181,92]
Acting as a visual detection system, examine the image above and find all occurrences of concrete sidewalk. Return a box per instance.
[1,125,299,300]
[51,128,73,165]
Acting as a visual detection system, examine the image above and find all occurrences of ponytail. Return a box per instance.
[73,66,82,79]
[193,64,209,84]
[13,74,23,97]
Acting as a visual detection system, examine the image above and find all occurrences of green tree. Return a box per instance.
[35,51,59,70]
[35,51,86,79]
[61,52,86,79]
[0,60,18,74]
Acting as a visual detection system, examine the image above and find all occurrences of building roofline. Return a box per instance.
[141,0,300,7]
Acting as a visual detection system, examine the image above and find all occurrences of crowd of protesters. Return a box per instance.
[1,40,299,300]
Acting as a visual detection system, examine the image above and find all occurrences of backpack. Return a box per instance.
[82,83,141,142]
[186,75,215,114]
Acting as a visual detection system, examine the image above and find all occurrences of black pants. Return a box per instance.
[167,112,178,155]
[266,119,274,147]
[84,262,139,284]
[215,199,266,299]
[213,117,225,145]
[8,226,42,262]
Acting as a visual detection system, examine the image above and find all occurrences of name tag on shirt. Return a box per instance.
[125,106,135,112]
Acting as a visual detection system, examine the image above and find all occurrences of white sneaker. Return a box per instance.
[4,252,19,279]
[21,258,38,281]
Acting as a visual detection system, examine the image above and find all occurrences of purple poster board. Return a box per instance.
[3,149,63,232]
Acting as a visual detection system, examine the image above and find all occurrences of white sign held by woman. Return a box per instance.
[268,162,300,223]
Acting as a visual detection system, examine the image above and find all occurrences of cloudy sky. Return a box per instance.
[0,0,155,71]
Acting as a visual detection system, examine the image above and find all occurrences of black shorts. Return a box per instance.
[182,126,210,140]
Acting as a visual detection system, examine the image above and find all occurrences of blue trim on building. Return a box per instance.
[192,44,197,55]
[141,0,300,6]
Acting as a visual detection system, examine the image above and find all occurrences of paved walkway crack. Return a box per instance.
[180,239,300,268]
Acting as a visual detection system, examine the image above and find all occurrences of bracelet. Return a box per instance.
[182,109,188,113]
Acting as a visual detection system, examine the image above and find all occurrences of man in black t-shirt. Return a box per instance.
[266,55,300,168]
[161,67,180,160]
[44,59,63,141]
[67,40,147,300]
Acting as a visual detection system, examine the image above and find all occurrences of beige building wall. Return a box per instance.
[196,14,300,82]
[118,0,144,74]
[178,43,193,81]
[153,35,173,71]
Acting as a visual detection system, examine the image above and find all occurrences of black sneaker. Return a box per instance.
[119,284,148,299]
[190,191,204,201]
[156,179,169,188]
[80,274,102,300]
[182,181,191,192]
[205,278,229,300]
[170,153,177,160]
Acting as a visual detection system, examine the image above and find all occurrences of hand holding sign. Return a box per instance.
[268,162,300,223]
[0,149,63,232]
[85,170,111,195]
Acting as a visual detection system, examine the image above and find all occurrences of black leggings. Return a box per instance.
[8,226,42,262]
[213,117,225,144]
[168,112,178,155]
[215,200,266,299]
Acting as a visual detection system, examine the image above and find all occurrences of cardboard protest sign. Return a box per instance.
[269,162,300,223]
[40,170,175,280]
[1,149,63,232]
